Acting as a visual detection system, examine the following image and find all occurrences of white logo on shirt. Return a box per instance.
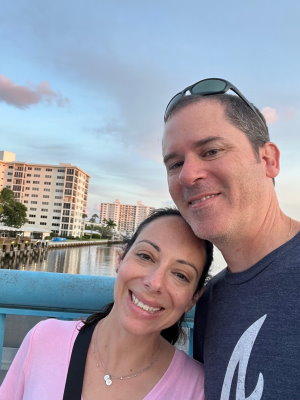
[220,314,266,400]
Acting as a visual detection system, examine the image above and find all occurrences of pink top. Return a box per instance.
[0,319,204,400]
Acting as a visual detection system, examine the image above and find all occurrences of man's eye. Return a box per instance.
[168,161,183,171]
[203,148,221,157]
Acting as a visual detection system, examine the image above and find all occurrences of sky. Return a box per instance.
[1,0,300,225]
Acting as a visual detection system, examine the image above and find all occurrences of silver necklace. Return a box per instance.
[93,320,161,386]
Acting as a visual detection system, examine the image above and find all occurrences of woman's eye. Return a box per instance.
[136,252,152,261]
[174,272,190,282]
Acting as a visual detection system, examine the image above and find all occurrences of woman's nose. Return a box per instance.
[143,268,165,293]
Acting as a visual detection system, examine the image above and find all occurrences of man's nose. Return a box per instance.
[178,156,207,186]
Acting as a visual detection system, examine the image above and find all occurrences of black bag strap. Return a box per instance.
[63,323,97,400]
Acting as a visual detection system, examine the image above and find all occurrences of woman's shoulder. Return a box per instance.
[173,348,204,376]
[27,319,83,350]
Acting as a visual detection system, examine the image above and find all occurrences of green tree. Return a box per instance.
[0,188,27,228]
[104,218,117,229]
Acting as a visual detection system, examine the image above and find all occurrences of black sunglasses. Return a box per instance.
[164,78,266,127]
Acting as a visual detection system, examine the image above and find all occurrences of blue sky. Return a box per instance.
[1,0,299,220]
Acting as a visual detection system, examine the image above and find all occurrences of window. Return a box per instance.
[13,185,22,191]
[40,215,47,219]
[34,168,41,171]
[27,167,32,170]
[42,202,49,205]
[46,168,52,172]
[26,174,31,177]
[57,169,65,173]
[53,216,60,220]
[44,188,50,192]
[40,222,47,225]
[24,200,28,203]
[45,175,52,178]
[54,202,62,206]
[14,172,23,177]
[55,196,62,199]
[32,181,39,184]
[30,208,37,211]
[41,208,48,211]
[31,201,38,204]
[52,223,60,226]
[43,195,50,198]
[67,169,74,175]
[32,187,39,191]
[56,189,63,193]
[57,175,65,179]
[31,194,38,198]
[64,189,72,195]
[53,209,61,213]
[56,183,64,186]
[28,214,36,218]
[44,182,51,185]
[33,174,40,177]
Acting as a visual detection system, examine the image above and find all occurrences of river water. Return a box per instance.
[0,244,119,277]
[0,243,226,277]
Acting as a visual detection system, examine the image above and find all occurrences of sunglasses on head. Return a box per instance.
[164,78,266,127]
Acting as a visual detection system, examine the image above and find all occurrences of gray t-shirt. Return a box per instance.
[194,232,300,400]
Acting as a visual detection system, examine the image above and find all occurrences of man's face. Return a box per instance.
[162,100,270,242]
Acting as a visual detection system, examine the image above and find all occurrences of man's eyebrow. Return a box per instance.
[163,136,224,165]
[177,259,199,276]
[136,240,160,252]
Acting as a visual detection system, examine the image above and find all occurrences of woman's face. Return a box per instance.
[113,215,207,337]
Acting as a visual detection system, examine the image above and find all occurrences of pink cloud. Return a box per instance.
[261,106,278,124]
[0,75,69,109]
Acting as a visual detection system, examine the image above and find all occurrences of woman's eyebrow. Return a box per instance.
[177,260,199,275]
[136,239,160,252]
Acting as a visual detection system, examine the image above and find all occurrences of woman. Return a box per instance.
[0,208,213,400]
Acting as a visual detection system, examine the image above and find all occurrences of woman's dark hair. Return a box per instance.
[82,207,213,344]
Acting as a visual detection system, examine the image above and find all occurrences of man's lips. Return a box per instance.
[187,193,220,206]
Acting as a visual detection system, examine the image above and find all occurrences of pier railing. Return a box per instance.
[0,269,195,371]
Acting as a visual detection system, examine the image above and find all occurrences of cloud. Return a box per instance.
[0,75,69,109]
[261,106,278,124]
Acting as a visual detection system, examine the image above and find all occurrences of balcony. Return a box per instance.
[0,269,195,381]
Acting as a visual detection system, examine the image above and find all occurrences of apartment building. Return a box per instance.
[0,151,89,237]
[99,199,155,235]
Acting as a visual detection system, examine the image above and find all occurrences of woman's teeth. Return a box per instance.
[131,293,161,313]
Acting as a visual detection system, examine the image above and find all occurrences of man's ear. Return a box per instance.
[260,142,280,179]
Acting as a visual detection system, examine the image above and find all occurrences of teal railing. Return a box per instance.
[0,269,195,368]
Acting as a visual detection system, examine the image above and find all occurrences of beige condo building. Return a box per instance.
[0,151,89,238]
[99,199,155,235]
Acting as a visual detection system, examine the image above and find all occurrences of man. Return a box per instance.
[162,78,300,399]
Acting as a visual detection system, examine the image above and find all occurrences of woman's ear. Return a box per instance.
[184,287,205,312]
[115,247,124,273]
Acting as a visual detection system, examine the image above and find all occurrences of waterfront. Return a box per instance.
[0,244,119,277]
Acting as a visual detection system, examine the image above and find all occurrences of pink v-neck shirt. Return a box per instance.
[0,319,204,400]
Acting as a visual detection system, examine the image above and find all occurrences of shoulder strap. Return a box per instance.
[63,323,96,400]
